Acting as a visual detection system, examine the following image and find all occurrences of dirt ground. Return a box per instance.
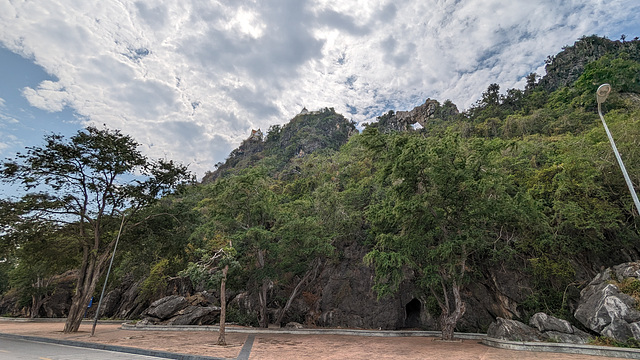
[0,321,627,360]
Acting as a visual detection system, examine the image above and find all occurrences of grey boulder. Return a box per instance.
[574,262,640,342]
[143,295,188,321]
[529,312,591,344]
[487,317,547,342]
[166,305,221,325]
[529,312,573,333]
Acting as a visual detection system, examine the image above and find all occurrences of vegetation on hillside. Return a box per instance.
[1,35,639,339]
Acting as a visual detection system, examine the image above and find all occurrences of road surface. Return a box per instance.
[0,337,166,360]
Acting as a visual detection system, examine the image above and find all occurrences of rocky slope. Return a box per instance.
[201,107,356,183]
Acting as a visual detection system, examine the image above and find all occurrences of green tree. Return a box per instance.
[365,131,534,339]
[194,167,279,328]
[272,193,333,326]
[4,221,78,317]
[0,126,192,332]
[180,234,238,345]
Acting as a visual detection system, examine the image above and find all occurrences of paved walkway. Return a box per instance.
[0,320,631,360]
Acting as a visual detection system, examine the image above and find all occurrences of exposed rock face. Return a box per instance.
[395,99,440,128]
[276,241,527,332]
[458,269,531,331]
[529,312,573,333]
[574,262,640,342]
[376,99,442,132]
[144,295,188,320]
[0,291,23,317]
[40,271,76,317]
[538,36,626,92]
[202,108,356,184]
[165,305,220,325]
[141,294,220,325]
[99,277,147,320]
[487,314,591,344]
[529,313,591,344]
[225,242,431,330]
[544,330,592,344]
[315,243,404,329]
[487,317,547,342]
[0,247,559,334]
[96,275,195,320]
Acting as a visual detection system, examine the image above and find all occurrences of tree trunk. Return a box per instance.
[217,265,229,346]
[439,280,466,341]
[63,251,107,333]
[31,295,43,319]
[64,283,96,332]
[63,220,118,334]
[275,258,321,326]
[258,279,269,328]
[256,249,269,328]
[31,276,43,318]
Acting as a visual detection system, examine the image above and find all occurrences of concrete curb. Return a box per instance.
[0,332,228,360]
[121,323,486,339]
[483,337,640,359]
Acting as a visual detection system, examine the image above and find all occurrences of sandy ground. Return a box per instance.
[0,321,626,360]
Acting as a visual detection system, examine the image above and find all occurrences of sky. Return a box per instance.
[1,0,639,183]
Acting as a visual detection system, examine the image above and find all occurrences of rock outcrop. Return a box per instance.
[487,314,591,344]
[529,312,591,344]
[40,271,76,318]
[538,35,638,92]
[96,275,195,320]
[141,294,220,325]
[574,262,640,342]
[144,295,189,320]
[375,98,460,133]
[395,99,440,129]
[252,241,530,332]
[487,317,547,342]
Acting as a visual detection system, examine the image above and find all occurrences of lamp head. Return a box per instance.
[597,84,611,104]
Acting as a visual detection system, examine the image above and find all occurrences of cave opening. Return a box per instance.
[404,298,421,328]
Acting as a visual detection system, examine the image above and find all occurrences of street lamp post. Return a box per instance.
[90,212,126,336]
[596,84,640,215]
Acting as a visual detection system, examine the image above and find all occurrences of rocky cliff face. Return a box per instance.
[312,242,415,329]
[375,98,459,133]
[223,240,540,332]
[395,99,440,129]
[538,35,640,91]
[202,108,356,183]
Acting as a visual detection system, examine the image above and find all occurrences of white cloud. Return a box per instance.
[22,80,73,112]
[0,0,639,177]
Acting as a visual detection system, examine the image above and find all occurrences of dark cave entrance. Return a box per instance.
[404,298,421,328]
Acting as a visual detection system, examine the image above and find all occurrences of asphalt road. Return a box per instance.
[0,337,166,360]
